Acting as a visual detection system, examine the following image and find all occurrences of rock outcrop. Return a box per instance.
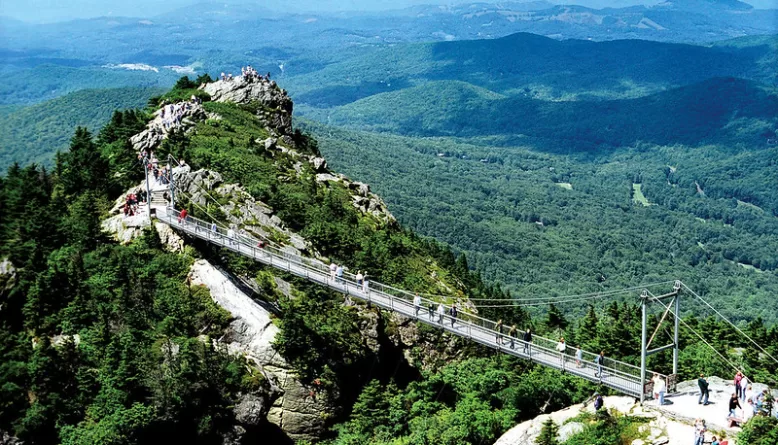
[0,258,16,299]
[202,77,294,137]
[171,166,312,255]
[314,171,397,226]
[492,396,696,445]
[130,101,207,153]
[188,260,330,442]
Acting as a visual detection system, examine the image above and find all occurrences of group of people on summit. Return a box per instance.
[220,66,271,83]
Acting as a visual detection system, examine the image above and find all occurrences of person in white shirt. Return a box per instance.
[413,293,422,317]
[654,375,666,406]
[556,337,566,367]
[329,262,337,280]
[356,271,364,285]
[437,303,445,323]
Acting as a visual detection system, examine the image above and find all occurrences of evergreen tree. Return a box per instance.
[58,127,109,196]
[578,305,600,350]
[546,303,568,333]
[536,418,560,445]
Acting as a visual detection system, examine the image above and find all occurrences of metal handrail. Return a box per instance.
[160,207,659,397]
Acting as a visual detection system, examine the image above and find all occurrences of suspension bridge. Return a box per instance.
[137,157,776,403]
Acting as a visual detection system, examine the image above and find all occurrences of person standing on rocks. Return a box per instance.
[729,393,742,418]
[654,374,666,406]
[594,393,604,411]
[414,293,422,317]
[694,418,706,445]
[698,373,710,405]
[741,374,750,402]
[734,371,744,400]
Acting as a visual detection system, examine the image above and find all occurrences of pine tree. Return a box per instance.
[546,303,568,333]
[536,418,560,445]
[578,305,600,350]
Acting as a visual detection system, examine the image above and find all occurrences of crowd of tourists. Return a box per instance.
[160,96,200,130]
[121,191,146,217]
[723,371,776,428]
[137,150,183,187]
[220,66,272,83]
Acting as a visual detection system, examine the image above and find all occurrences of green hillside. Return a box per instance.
[287,32,777,106]
[309,77,778,151]
[303,121,778,325]
[0,87,165,172]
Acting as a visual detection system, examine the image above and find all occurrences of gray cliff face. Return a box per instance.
[202,77,294,138]
[188,260,331,442]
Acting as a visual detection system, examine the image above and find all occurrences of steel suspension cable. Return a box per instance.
[680,282,778,366]
[647,290,743,376]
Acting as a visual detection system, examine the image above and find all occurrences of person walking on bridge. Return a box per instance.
[362,273,369,294]
[495,319,503,344]
[414,293,422,317]
[595,351,605,379]
[523,328,532,355]
[449,304,458,328]
[698,373,710,405]
[508,325,517,349]
[556,337,567,368]
[329,262,337,281]
[178,208,188,225]
[356,271,364,286]
[428,302,435,320]
[436,303,445,324]
[575,345,583,368]
[336,264,344,283]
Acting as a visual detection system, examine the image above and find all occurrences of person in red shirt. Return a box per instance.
[178,209,188,224]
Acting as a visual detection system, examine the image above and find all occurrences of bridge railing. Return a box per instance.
[160,208,650,397]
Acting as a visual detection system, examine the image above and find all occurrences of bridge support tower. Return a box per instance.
[640,280,682,404]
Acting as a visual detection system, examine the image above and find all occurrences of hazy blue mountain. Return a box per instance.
[286,32,777,107]
[307,77,777,151]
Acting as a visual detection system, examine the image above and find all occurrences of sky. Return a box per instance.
[0,0,771,23]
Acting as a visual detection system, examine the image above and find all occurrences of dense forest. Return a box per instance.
[304,122,778,326]
[0,87,165,173]
[1,78,777,444]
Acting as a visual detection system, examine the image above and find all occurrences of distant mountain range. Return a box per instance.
[305,77,777,151]
[0,0,775,105]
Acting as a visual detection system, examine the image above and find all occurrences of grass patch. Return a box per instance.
[632,183,651,207]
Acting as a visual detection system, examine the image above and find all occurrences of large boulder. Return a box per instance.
[202,78,294,136]
[188,260,330,442]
